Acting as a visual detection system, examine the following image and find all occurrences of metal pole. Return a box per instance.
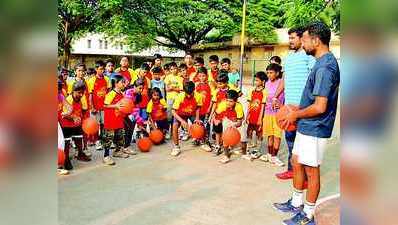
[239,0,247,90]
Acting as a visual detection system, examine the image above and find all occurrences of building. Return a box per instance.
[65,33,185,69]
[191,28,340,84]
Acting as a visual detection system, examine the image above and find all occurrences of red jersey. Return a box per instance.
[147,99,167,121]
[187,65,196,77]
[212,88,228,105]
[60,95,83,128]
[88,76,109,111]
[209,69,218,81]
[173,93,202,117]
[195,82,211,116]
[247,89,266,124]
[138,77,150,109]
[104,90,125,130]
[118,69,132,83]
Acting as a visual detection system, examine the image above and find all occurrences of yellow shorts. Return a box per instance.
[263,114,283,138]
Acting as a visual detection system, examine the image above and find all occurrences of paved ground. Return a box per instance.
[58,137,339,225]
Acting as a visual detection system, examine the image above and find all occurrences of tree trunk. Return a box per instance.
[63,21,70,69]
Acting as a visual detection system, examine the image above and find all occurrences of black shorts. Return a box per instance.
[61,126,83,139]
[213,123,223,134]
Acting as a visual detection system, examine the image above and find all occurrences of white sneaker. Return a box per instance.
[95,141,103,150]
[123,146,138,155]
[113,151,129,158]
[201,144,212,152]
[84,149,92,157]
[171,147,181,156]
[241,153,253,161]
[182,133,189,141]
[259,154,269,162]
[271,156,285,167]
[57,168,69,175]
[165,132,171,140]
[103,156,116,165]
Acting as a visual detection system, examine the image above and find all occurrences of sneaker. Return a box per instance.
[201,144,212,152]
[165,132,171,140]
[112,151,129,158]
[110,143,116,149]
[192,139,200,146]
[276,170,294,180]
[212,145,222,156]
[273,198,303,214]
[84,149,92,157]
[241,153,253,161]
[247,142,256,148]
[95,141,103,150]
[171,147,181,156]
[103,156,116,166]
[219,155,230,164]
[250,150,261,159]
[123,146,138,155]
[57,168,69,175]
[271,156,285,167]
[76,153,91,162]
[182,133,189,141]
[259,154,269,162]
[282,211,315,225]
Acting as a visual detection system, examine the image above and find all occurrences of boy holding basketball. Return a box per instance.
[171,81,202,156]
[212,90,247,164]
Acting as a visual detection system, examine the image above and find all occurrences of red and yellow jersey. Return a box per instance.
[59,95,86,128]
[247,87,267,124]
[115,67,134,84]
[66,78,89,109]
[173,92,202,116]
[187,65,196,77]
[104,90,125,130]
[215,101,244,121]
[147,98,167,121]
[87,75,110,111]
[195,82,212,116]
[207,69,219,82]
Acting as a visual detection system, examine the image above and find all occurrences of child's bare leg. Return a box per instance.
[172,122,180,146]
[273,137,281,155]
[267,136,274,156]
[241,142,247,155]
[215,133,221,146]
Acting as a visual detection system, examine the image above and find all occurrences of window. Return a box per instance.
[87,39,91,48]
[104,40,108,49]
[99,40,103,49]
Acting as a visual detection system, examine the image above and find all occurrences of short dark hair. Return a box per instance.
[106,59,115,65]
[288,26,304,37]
[140,63,150,71]
[183,81,195,94]
[255,71,267,81]
[270,56,281,64]
[150,87,163,99]
[216,70,229,83]
[169,62,177,68]
[179,63,188,70]
[111,74,125,89]
[95,60,105,68]
[209,55,219,63]
[87,68,96,75]
[163,63,170,70]
[154,53,162,59]
[72,80,86,92]
[151,66,162,74]
[75,63,86,71]
[304,21,331,46]
[266,63,283,79]
[194,57,204,65]
[227,90,239,102]
[220,58,231,65]
[134,78,145,87]
[197,67,207,74]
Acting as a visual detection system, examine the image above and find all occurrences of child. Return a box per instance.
[132,63,152,121]
[184,53,196,77]
[147,87,169,139]
[207,55,219,89]
[103,74,129,165]
[163,63,170,78]
[194,66,212,151]
[269,55,282,65]
[59,81,92,171]
[164,62,183,127]
[171,81,202,156]
[86,68,96,80]
[212,90,247,163]
[151,66,166,99]
[115,56,134,84]
[179,63,189,83]
[87,60,110,151]
[220,57,240,89]
[190,57,205,82]
[246,71,268,159]
[263,63,284,166]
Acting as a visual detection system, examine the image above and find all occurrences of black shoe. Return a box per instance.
[64,159,73,170]
[76,153,91,162]
[212,145,222,156]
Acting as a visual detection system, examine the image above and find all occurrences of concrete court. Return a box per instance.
[58,138,339,225]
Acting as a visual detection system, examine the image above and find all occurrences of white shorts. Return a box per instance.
[222,119,248,143]
[292,132,327,167]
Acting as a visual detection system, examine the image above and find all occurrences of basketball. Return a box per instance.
[276,104,299,132]
[137,137,152,152]
[222,127,241,147]
[58,148,65,166]
[119,98,134,114]
[149,129,164,144]
[189,124,205,139]
[82,117,99,135]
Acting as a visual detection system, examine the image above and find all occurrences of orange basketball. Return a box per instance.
[149,129,164,144]
[276,104,299,132]
[137,137,152,152]
[82,117,99,135]
[222,127,241,147]
[58,148,65,166]
[189,124,205,139]
[119,98,134,114]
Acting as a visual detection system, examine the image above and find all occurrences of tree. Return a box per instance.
[58,0,98,68]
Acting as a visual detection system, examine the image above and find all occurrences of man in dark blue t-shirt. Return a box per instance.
[273,22,340,225]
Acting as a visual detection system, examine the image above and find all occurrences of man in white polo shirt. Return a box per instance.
[272,26,315,180]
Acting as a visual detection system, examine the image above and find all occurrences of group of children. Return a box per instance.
[57,53,286,174]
